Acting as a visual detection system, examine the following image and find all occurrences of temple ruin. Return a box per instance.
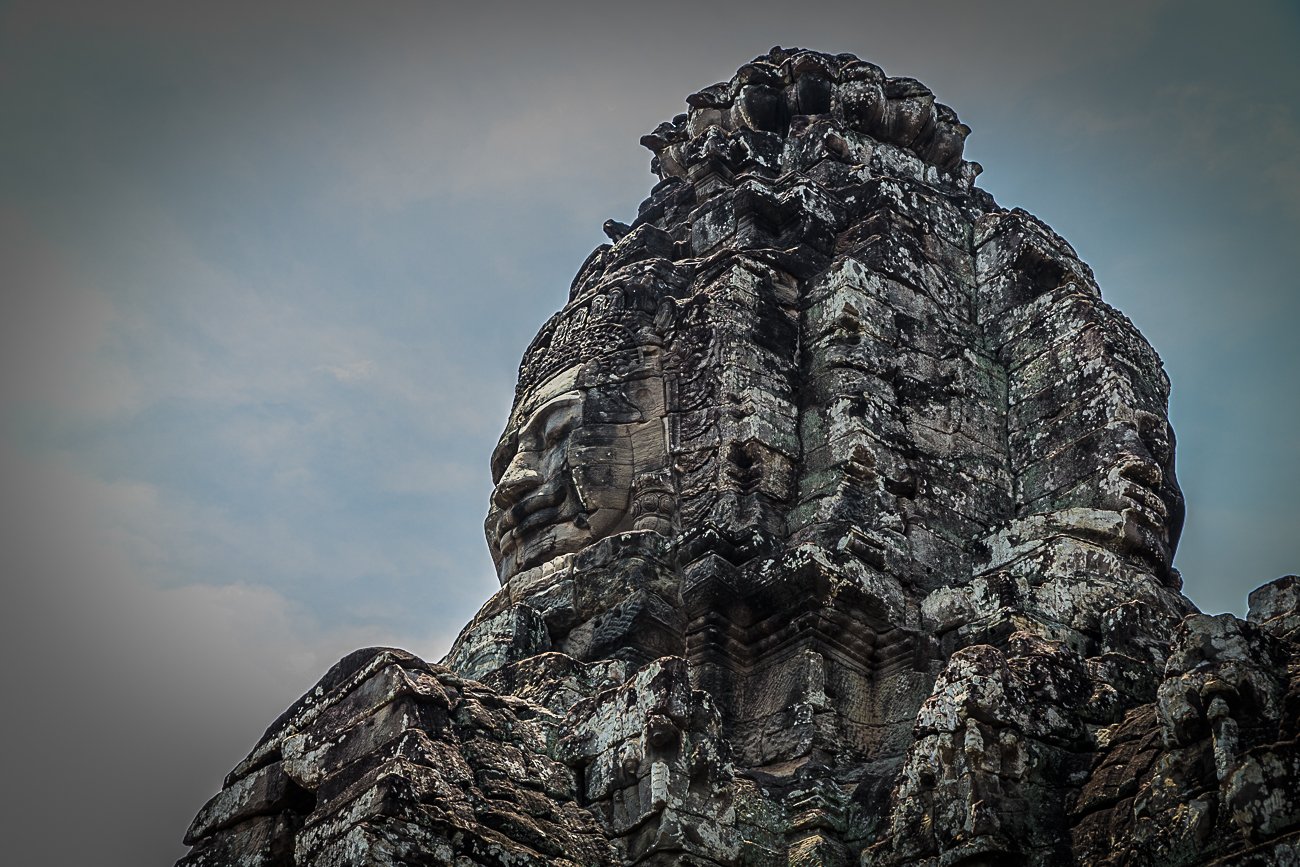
[178,48,1300,867]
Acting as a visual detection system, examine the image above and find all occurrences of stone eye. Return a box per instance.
[542,408,578,449]
[1135,411,1172,466]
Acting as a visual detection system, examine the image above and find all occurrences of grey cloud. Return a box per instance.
[1,1,1296,863]
[0,447,458,865]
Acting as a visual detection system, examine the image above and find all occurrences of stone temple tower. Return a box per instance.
[179,48,1299,867]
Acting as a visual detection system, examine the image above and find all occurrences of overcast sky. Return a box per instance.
[2,1,1297,863]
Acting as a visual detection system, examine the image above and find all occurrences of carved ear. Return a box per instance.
[624,376,667,419]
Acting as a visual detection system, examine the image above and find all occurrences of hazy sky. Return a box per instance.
[2,1,1297,863]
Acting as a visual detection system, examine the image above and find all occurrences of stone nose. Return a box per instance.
[492,450,543,510]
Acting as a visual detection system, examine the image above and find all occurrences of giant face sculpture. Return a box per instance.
[1118,413,1190,569]
[486,356,670,582]
[991,275,1187,580]
[1075,407,1184,575]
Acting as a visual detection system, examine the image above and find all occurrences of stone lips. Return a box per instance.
[179,47,1300,867]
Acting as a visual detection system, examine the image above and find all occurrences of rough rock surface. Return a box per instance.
[180,48,1300,866]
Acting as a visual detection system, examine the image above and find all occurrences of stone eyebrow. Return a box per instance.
[519,394,582,443]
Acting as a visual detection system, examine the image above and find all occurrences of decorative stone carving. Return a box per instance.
[179,47,1299,867]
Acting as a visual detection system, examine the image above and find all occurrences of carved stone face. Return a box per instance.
[486,363,669,582]
[1098,412,1185,573]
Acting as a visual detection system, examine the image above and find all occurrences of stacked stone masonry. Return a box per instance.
[180,48,1299,866]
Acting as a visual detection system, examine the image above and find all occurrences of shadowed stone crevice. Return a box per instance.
[179,47,1298,867]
